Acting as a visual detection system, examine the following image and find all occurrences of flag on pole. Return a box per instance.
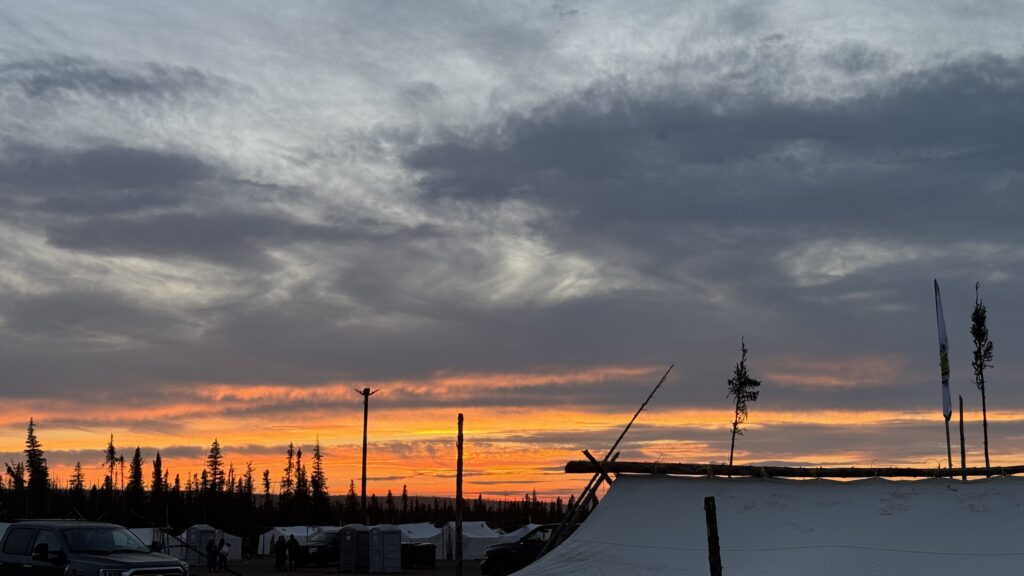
[934,279,952,421]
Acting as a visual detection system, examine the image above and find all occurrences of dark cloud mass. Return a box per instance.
[0,145,213,215]
[1,56,219,100]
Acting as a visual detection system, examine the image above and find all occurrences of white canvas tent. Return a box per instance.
[397,523,445,559]
[444,521,501,560]
[170,524,242,565]
[516,474,1024,576]
[257,526,319,556]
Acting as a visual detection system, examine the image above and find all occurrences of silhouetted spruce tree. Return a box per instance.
[345,480,358,521]
[385,489,395,523]
[151,452,164,499]
[310,439,330,523]
[207,439,225,492]
[71,462,85,493]
[261,469,271,514]
[226,463,236,494]
[294,449,308,497]
[971,281,996,470]
[401,484,409,521]
[125,446,145,511]
[103,435,117,492]
[24,418,49,516]
[243,462,255,498]
[281,443,295,498]
[727,338,761,467]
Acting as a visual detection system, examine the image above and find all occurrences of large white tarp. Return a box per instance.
[257,526,319,556]
[516,474,1024,576]
[442,521,502,560]
[398,523,444,559]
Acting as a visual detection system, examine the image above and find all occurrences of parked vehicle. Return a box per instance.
[297,527,341,566]
[480,524,556,576]
[0,520,188,576]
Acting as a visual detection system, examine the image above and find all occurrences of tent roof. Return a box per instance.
[517,474,1024,576]
[398,523,440,538]
[446,521,499,538]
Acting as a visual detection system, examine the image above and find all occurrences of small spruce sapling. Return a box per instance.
[971,282,995,470]
[728,338,761,467]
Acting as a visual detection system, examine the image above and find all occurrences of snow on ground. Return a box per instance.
[516,474,1024,575]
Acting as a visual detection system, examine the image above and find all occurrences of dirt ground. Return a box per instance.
[218,556,483,576]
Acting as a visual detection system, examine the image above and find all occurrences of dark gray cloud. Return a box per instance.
[1,57,220,100]
[409,55,1024,235]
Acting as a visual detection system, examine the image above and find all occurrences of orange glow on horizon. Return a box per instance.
[3,365,1023,499]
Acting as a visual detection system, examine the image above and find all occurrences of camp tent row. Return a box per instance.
[516,474,1024,576]
[256,522,530,561]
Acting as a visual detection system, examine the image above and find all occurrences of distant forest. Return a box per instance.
[2,420,572,541]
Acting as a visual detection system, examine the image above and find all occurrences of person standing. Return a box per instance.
[274,535,287,571]
[287,535,300,571]
[218,537,230,571]
[205,538,218,573]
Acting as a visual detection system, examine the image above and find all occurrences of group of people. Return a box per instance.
[204,537,232,572]
[271,534,301,571]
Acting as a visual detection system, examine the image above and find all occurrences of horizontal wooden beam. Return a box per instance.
[563,460,1024,478]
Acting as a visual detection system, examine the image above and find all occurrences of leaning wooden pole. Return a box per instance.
[455,413,464,576]
[959,395,967,481]
[564,460,1024,478]
[539,365,673,557]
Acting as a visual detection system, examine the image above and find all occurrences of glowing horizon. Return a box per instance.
[4,365,1021,501]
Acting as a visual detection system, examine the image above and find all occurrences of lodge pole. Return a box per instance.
[564,460,1024,478]
[456,413,464,576]
[959,395,967,481]
[704,496,722,576]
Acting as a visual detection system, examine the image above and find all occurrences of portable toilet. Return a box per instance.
[356,530,370,572]
[369,529,384,573]
[366,527,401,573]
[381,528,401,573]
[339,526,362,573]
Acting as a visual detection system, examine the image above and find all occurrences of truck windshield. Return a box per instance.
[64,527,150,554]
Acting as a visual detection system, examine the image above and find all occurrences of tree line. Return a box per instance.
[2,422,569,543]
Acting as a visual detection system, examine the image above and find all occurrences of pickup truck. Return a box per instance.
[479,524,556,576]
[0,520,188,576]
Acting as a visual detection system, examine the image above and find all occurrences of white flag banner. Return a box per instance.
[934,279,952,421]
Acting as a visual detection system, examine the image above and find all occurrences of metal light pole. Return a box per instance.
[355,387,379,525]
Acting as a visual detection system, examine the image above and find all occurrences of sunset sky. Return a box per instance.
[3,1,1024,500]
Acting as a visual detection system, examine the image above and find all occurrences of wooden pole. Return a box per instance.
[945,418,953,475]
[563,460,1024,478]
[581,450,613,487]
[959,395,967,481]
[703,496,722,576]
[355,387,378,525]
[455,413,464,576]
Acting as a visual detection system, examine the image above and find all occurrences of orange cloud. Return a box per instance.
[764,355,910,388]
